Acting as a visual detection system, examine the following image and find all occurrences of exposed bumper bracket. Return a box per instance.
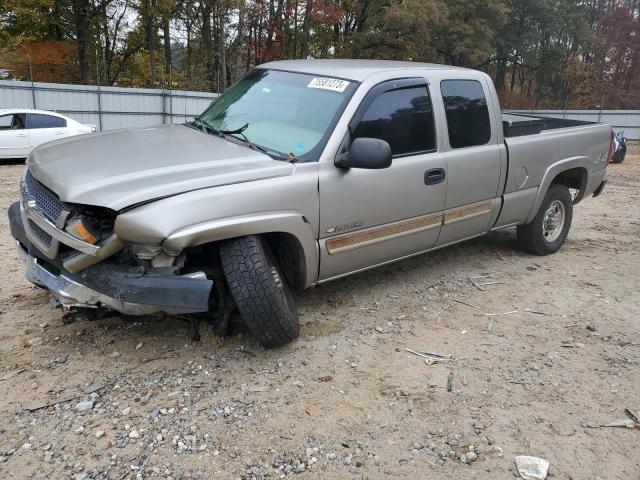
[17,243,212,316]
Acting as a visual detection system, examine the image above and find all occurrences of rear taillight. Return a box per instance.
[607,130,615,163]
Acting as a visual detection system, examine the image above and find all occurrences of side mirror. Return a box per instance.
[335,137,392,169]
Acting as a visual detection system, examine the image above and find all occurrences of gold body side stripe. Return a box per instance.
[443,201,493,225]
[325,200,494,255]
[326,213,442,255]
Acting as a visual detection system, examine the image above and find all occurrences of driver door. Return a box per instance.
[318,78,447,281]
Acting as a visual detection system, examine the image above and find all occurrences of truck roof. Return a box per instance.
[257,59,468,82]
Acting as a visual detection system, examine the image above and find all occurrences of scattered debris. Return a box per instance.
[433,304,453,316]
[25,393,80,412]
[305,404,319,416]
[406,348,453,365]
[603,418,637,428]
[585,408,640,430]
[0,368,25,381]
[74,400,94,413]
[405,348,451,360]
[522,308,551,316]
[467,277,485,291]
[515,455,550,480]
[24,383,106,412]
[486,310,518,317]
[484,317,494,332]
[318,375,333,382]
[624,408,639,423]
[84,383,106,395]
[447,372,454,392]
[451,298,479,309]
[476,281,503,287]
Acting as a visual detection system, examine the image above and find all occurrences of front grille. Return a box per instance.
[28,219,53,247]
[24,170,65,222]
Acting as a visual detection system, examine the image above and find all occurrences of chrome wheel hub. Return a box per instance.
[542,200,565,242]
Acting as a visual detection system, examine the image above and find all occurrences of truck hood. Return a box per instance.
[27,124,293,211]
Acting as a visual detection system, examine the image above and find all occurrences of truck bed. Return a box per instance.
[502,113,596,138]
[494,114,610,230]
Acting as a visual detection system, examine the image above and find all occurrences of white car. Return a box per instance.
[0,109,96,159]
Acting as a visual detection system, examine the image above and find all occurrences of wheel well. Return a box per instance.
[551,167,588,204]
[262,232,307,292]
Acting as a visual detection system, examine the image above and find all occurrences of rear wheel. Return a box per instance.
[220,235,299,348]
[517,184,573,255]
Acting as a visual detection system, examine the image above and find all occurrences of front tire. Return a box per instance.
[220,235,300,348]
[517,184,573,255]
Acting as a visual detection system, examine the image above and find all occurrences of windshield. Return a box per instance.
[198,69,357,160]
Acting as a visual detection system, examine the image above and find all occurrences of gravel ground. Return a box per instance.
[0,144,639,480]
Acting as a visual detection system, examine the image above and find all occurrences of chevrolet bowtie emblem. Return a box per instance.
[27,199,37,208]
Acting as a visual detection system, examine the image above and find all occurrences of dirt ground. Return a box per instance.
[0,145,639,480]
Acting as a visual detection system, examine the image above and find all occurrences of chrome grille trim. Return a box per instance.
[24,170,64,223]
[20,169,101,259]
[28,219,53,247]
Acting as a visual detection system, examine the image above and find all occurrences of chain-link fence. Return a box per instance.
[0,55,224,93]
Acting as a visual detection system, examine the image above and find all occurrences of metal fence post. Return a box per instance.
[169,66,173,125]
[28,56,37,109]
[95,60,103,132]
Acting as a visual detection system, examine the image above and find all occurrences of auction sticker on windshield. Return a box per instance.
[307,77,350,92]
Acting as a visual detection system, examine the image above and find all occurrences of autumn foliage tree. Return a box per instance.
[0,0,638,108]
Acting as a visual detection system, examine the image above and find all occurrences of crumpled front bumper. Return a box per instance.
[9,202,213,316]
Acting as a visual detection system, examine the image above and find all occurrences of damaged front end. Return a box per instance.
[8,169,213,316]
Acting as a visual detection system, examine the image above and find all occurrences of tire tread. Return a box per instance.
[220,235,299,348]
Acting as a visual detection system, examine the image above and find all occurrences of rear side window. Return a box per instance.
[441,80,491,148]
[353,86,436,156]
[29,114,66,129]
[0,113,26,130]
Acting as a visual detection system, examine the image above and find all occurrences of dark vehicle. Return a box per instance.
[611,131,627,164]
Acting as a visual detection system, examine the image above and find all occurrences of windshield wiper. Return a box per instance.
[221,123,295,162]
[220,123,249,135]
[193,119,295,162]
[191,117,223,137]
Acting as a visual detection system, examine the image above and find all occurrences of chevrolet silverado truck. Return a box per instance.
[8,60,610,348]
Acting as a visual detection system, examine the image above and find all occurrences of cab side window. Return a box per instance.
[29,114,66,129]
[441,80,491,148]
[0,113,26,130]
[353,86,436,156]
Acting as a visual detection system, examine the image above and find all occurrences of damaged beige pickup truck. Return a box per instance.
[9,60,611,348]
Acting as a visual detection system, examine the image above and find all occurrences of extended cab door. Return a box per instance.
[435,78,504,246]
[318,78,447,281]
[0,113,29,158]
[27,113,68,148]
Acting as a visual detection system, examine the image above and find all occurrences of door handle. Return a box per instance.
[16,133,27,137]
[424,168,446,185]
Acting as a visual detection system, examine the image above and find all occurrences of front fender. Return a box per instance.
[162,212,318,288]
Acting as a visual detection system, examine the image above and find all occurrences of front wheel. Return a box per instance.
[517,184,573,255]
[220,235,300,348]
